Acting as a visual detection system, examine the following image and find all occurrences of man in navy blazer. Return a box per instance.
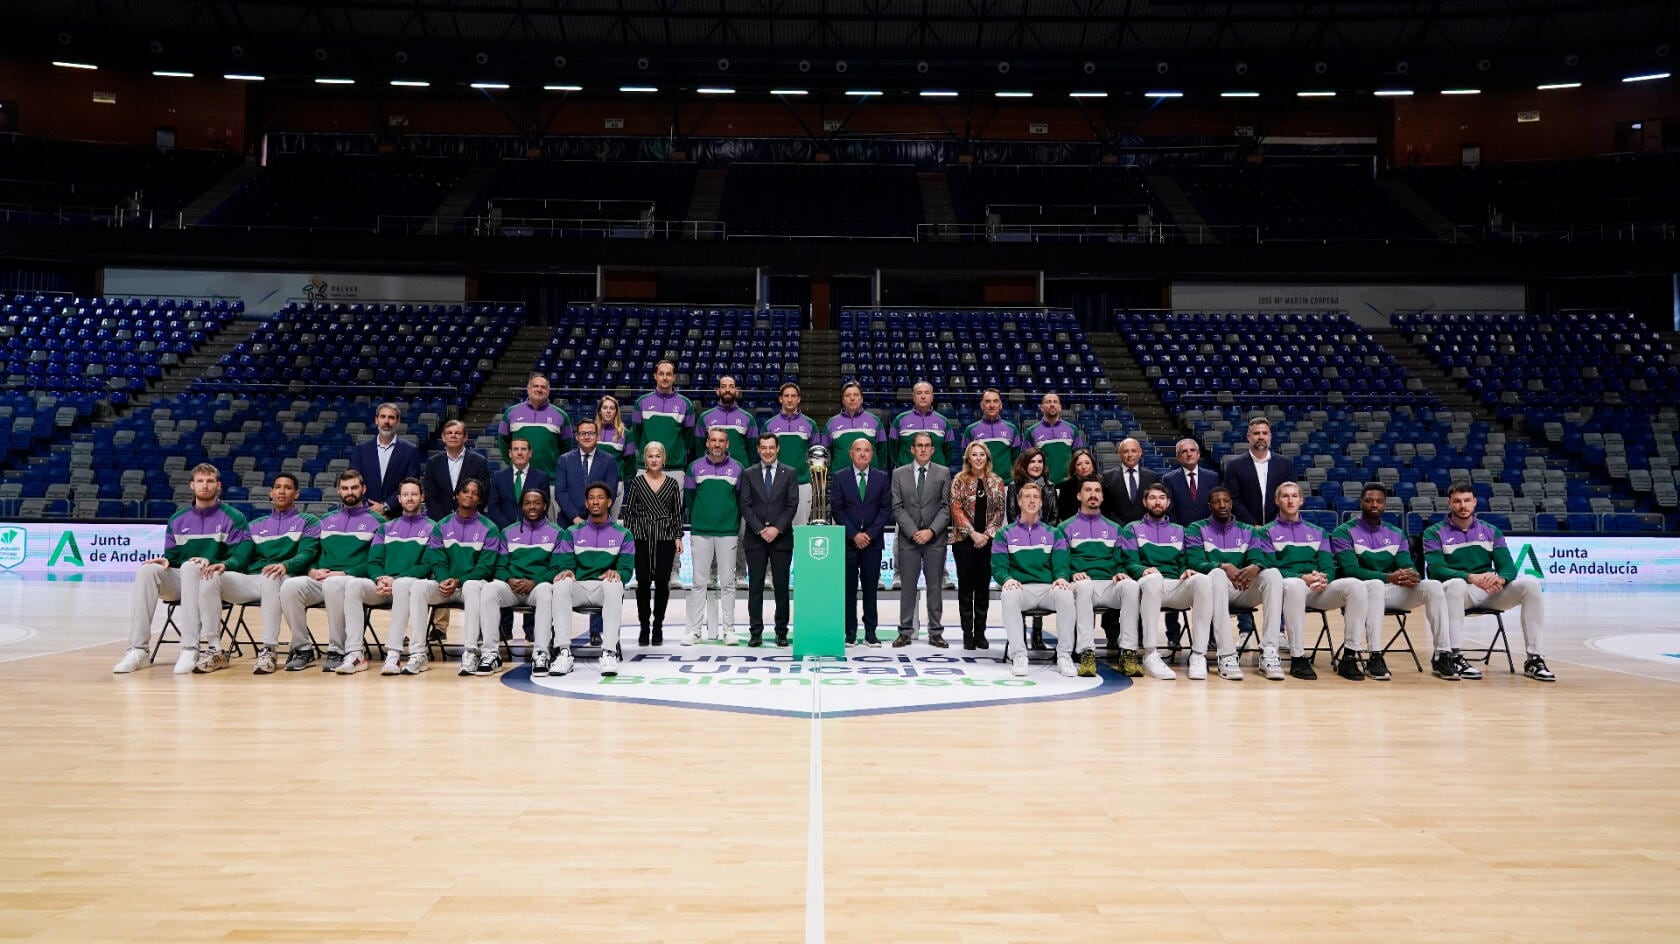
[554,419,621,526]
[486,436,553,529]
[1161,437,1220,528]
[739,433,801,647]
[1221,416,1297,527]
[350,402,423,518]
[829,437,891,646]
[422,419,491,521]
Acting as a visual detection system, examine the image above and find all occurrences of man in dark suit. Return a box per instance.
[890,432,953,647]
[1161,437,1219,530]
[421,419,491,521]
[1222,416,1297,527]
[554,419,621,527]
[485,436,554,530]
[1098,437,1160,652]
[349,401,423,518]
[739,432,800,647]
[829,437,891,646]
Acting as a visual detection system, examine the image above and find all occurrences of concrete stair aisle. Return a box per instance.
[420,166,496,235]
[148,318,261,398]
[462,322,561,435]
[918,173,956,233]
[1146,176,1217,244]
[687,170,727,229]
[1377,178,1458,242]
[178,162,259,227]
[1089,332,1178,442]
[799,330,842,421]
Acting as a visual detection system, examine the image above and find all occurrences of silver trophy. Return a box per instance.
[807,444,832,526]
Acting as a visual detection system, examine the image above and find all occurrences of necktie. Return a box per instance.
[583,453,592,479]
[918,466,927,496]
[858,471,867,499]
[1128,467,1137,501]
[1188,470,1197,501]
[514,469,524,494]
[764,466,773,492]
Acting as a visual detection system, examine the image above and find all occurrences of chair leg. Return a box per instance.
[149,603,181,663]
[1386,611,1423,672]
[1308,610,1336,664]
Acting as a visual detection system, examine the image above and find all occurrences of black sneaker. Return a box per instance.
[1335,651,1365,681]
[320,650,344,673]
[1523,655,1556,683]
[1290,656,1318,680]
[1431,652,1461,680]
[476,652,503,676]
[1452,651,1483,680]
[1365,651,1392,681]
[284,646,318,672]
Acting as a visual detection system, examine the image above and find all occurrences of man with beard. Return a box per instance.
[1331,482,1447,682]
[485,489,566,676]
[1424,482,1553,682]
[1184,485,1280,682]
[350,402,422,519]
[277,470,383,672]
[1025,392,1086,483]
[1065,478,1127,679]
[1122,483,1208,682]
[347,477,436,676]
[631,360,698,482]
[697,374,758,467]
[686,428,744,645]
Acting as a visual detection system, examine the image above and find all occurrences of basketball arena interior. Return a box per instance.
[2,2,1679,941]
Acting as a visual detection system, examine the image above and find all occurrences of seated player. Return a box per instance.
[112,463,250,675]
[1064,478,1131,680]
[278,470,382,673]
[1124,483,1209,681]
[553,483,636,676]
[1330,482,1448,682]
[347,477,436,675]
[419,478,504,677]
[1259,481,1368,682]
[1424,482,1553,682]
[990,481,1075,677]
[207,472,320,676]
[1184,486,1281,682]
[484,489,566,676]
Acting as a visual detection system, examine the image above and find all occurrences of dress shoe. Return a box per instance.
[748,631,764,647]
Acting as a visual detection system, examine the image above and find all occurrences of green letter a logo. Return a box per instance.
[1514,543,1544,579]
[49,531,84,567]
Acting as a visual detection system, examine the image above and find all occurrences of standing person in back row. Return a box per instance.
[826,382,887,471]
[350,401,423,519]
[891,381,958,467]
[632,360,699,483]
[422,420,490,522]
[891,432,952,647]
[698,374,758,467]
[963,388,1023,481]
[1026,393,1086,483]
[763,382,824,526]
[1221,416,1294,648]
[497,372,573,482]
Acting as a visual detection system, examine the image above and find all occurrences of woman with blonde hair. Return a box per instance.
[595,394,636,517]
[950,440,1007,650]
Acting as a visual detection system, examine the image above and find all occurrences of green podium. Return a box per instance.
[792,524,847,659]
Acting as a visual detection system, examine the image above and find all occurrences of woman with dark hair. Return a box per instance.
[1057,448,1101,522]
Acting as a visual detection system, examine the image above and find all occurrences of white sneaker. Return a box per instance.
[682,631,700,646]
[1186,654,1208,680]
[551,648,575,676]
[173,648,199,675]
[600,649,620,676]
[1010,652,1029,677]
[112,647,148,673]
[1260,646,1285,681]
[1142,651,1177,680]
[401,653,429,675]
[336,651,369,674]
[458,649,477,676]
[1056,652,1077,677]
[380,652,402,676]
[723,629,739,646]
[1218,655,1244,680]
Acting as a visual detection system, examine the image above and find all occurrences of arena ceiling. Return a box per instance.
[6,0,1676,93]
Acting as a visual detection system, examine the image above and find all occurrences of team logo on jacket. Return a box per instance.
[507,645,1129,718]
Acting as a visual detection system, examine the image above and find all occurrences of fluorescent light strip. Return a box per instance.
[619,86,658,93]
[1146,91,1183,98]
[1221,91,1261,98]
[995,91,1033,98]
[470,82,509,90]
[920,90,958,97]
[696,87,735,95]
[770,89,809,96]
[1374,89,1414,97]
[315,78,355,85]
[390,80,430,87]
[1537,82,1581,90]
[52,61,98,70]
[845,90,883,97]
[224,73,265,81]
[1069,91,1108,98]
[152,71,194,78]
[1623,72,1671,83]
[1441,88,1481,95]
[544,85,583,92]
[1298,90,1336,97]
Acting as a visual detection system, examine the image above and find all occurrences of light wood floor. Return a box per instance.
[2,590,1679,942]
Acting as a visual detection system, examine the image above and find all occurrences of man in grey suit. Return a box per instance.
[739,432,800,648]
[891,432,953,648]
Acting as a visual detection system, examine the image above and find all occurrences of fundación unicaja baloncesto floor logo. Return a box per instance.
[504,643,1130,718]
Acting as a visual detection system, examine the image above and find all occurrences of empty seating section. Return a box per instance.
[1118,310,1420,411]
[533,304,802,415]
[202,157,464,230]
[722,164,920,237]
[1402,154,1680,227]
[1169,165,1436,242]
[2,293,239,403]
[196,301,522,407]
[470,160,698,223]
[945,164,1164,226]
[0,135,240,215]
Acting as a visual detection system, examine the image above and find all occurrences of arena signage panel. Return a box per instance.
[103,267,466,311]
[0,522,166,581]
[1504,536,1680,588]
[506,650,1128,718]
[1171,282,1524,318]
